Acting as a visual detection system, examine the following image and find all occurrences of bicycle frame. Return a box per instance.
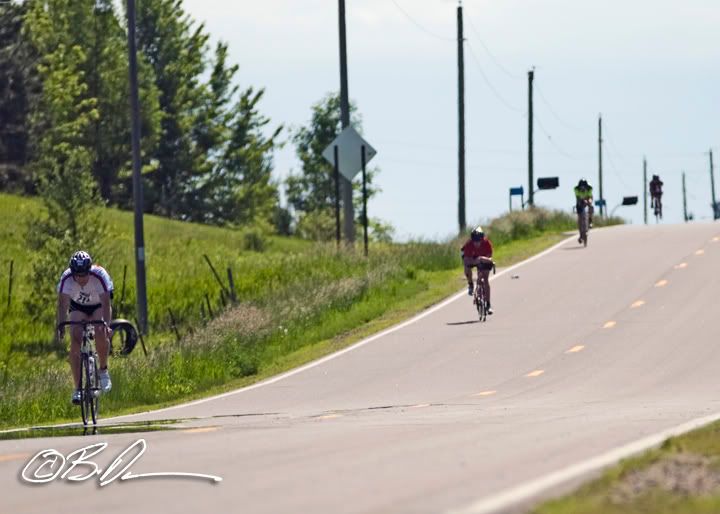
[472,263,495,322]
[58,320,106,426]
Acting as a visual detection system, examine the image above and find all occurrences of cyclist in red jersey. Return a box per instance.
[461,227,494,314]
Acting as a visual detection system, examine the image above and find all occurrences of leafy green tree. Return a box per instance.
[23,0,109,321]
[287,92,388,240]
[135,0,211,218]
[21,0,161,205]
[187,43,282,227]
[0,1,39,193]
[84,0,161,205]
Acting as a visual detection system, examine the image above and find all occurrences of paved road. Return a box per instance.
[2,223,719,514]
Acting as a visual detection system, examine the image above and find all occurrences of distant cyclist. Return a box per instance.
[461,227,494,315]
[56,251,114,405]
[649,174,664,219]
[574,178,594,228]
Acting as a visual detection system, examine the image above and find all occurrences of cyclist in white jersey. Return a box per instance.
[56,251,114,405]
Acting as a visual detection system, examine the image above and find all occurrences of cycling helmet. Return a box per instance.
[470,226,484,241]
[69,251,92,274]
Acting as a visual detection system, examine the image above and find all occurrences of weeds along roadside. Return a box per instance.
[0,198,623,427]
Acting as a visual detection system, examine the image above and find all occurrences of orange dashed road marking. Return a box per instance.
[631,300,645,308]
[474,391,497,397]
[655,280,668,287]
[695,249,705,255]
[526,370,545,378]
[603,321,617,329]
[410,403,431,409]
[0,453,30,463]
[674,262,688,269]
[317,414,342,420]
[182,427,220,434]
[566,345,585,354]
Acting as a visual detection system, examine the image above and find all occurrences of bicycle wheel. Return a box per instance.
[79,355,90,426]
[476,283,486,322]
[88,354,99,425]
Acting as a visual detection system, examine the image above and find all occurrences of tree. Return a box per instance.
[0,1,39,192]
[186,43,282,227]
[135,0,211,219]
[286,92,386,240]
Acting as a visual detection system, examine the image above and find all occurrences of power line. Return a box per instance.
[534,83,586,132]
[534,115,582,161]
[389,0,455,42]
[463,9,522,80]
[604,151,633,193]
[465,42,524,114]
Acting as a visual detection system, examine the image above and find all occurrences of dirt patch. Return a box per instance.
[611,453,720,503]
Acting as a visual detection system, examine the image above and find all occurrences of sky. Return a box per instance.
[182,0,720,240]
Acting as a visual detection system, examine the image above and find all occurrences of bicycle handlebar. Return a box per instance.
[57,320,108,329]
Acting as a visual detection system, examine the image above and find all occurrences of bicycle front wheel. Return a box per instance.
[80,355,99,426]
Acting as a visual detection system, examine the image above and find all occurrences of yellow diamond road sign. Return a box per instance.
[322,126,377,181]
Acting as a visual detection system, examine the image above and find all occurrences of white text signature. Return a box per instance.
[21,438,222,486]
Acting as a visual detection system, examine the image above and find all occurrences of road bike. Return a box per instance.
[473,262,495,322]
[575,201,590,247]
[651,195,663,222]
[58,320,107,426]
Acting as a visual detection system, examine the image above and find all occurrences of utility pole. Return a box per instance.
[643,157,648,225]
[337,0,355,243]
[598,114,604,218]
[710,149,718,220]
[457,1,466,233]
[126,0,148,334]
[528,69,534,207]
[682,171,688,222]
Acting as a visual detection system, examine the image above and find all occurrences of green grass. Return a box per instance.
[0,194,618,428]
[533,422,720,514]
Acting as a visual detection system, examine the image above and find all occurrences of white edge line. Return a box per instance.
[448,411,720,514]
[1,234,574,433]
[103,234,576,422]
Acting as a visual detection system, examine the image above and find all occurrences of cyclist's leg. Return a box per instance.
[463,257,476,294]
[92,309,110,371]
[479,268,491,306]
[68,310,86,389]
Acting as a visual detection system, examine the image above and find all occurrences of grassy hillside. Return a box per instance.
[0,193,621,427]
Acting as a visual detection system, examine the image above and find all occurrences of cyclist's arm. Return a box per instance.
[99,292,112,324]
[56,293,70,339]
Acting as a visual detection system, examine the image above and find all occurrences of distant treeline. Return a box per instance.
[0,0,388,239]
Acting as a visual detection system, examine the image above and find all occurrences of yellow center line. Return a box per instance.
[712,237,719,242]
[0,453,30,463]
[526,370,545,378]
[631,300,645,308]
[603,321,617,329]
[566,345,585,353]
[182,427,220,434]
[410,403,431,409]
[317,414,342,420]
[674,262,688,269]
[474,390,497,397]
[695,249,705,255]
[655,279,668,288]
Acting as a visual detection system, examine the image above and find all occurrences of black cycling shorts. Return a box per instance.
[69,300,101,316]
[478,262,494,271]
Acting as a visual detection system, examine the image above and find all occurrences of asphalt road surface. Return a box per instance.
[2,223,719,514]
